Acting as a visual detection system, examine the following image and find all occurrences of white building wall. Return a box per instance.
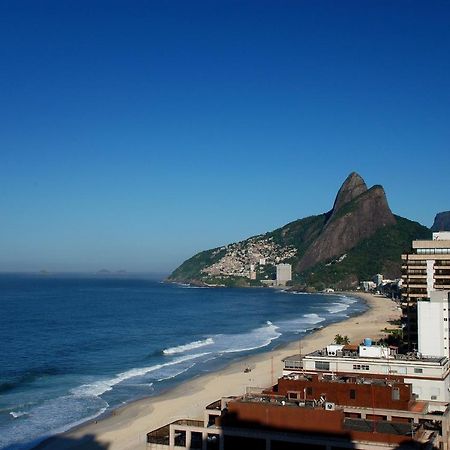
[276,264,292,285]
[405,377,450,402]
[418,291,450,358]
[426,259,435,293]
[291,355,450,402]
[418,301,446,357]
[433,232,450,240]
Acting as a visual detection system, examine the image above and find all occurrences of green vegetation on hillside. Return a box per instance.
[295,216,430,290]
[169,246,226,282]
[268,214,327,257]
[168,212,430,289]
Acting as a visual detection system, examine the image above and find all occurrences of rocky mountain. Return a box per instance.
[431,211,450,232]
[297,173,396,271]
[168,173,430,289]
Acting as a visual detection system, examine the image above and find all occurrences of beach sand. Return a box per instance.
[35,292,401,450]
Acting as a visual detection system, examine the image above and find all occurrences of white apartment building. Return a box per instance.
[418,290,450,358]
[276,263,292,286]
[283,290,450,403]
[283,345,450,403]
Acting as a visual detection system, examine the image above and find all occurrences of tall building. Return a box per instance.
[276,263,292,286]
[402,232,450,349]
[418,290,450,358]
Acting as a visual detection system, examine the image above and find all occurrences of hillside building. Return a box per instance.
[402,232,450,349]
[276,263,291,286]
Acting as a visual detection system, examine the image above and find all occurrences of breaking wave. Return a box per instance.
[163,338,214,355]
[71,352,209,398]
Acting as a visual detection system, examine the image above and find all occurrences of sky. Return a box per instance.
[0,0,449,273]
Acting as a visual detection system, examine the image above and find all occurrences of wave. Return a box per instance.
[71,352,209,398]
[10,410,28,419]
[1,396,110,450]
[163,337,214,355]
[326,302,350,314]
[213,321,281,354]
[339,295,358,304]
[157,363,196,382]
[274,313,325,334]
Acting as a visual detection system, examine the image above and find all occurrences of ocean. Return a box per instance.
[0,274,367,449]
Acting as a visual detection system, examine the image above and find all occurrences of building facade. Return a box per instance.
[283,344,450,403]
[276,263,292,286]
[402,232,450,349]
[418,291,450,358]
[147,377,450,450]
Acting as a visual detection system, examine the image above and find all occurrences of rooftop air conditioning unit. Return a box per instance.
[325,402,335,411]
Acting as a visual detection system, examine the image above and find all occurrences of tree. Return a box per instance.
[334,334,350,345]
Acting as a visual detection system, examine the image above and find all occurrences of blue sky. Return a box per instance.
[1,1,449,273]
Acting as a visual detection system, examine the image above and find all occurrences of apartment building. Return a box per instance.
[402,232,450,348]
[283,343,450,403]
[276,263,291,286]
[146,376,450,450]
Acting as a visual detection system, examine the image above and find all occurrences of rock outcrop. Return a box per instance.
[431,211,450,232]
[297,178,396,271]
[329,172,368,220]
[168,172,430,288]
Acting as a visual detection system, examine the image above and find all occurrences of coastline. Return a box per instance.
[34,292,400,450]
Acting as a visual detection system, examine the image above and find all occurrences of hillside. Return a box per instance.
[168,173,431,289]
[431,211,450,232]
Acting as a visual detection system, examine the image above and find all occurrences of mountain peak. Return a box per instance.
[431,211,450,232]
[331,172,368,217]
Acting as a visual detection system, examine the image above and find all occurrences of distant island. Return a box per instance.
[96,269,128,275]
[168,172,431,290]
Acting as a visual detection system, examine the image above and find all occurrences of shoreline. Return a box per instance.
[34,291,400,450]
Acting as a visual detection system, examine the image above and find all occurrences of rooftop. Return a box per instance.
[281,373,406,387]
[302,349,447,364]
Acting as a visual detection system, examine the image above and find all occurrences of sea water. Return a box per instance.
[0,274,366,449]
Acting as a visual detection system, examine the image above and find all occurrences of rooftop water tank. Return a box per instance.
[364,338,372,347]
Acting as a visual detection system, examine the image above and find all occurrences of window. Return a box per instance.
[306,387,313,395]
[353,364,369,370]
[288,392,298,399]
[392,387,400,401]
[350,389,356,399]
[414,368,423,374]
[315,361,330,371]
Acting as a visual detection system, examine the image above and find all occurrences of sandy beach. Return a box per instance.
[35,292,401,450]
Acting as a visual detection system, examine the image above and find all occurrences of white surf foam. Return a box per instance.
[157,363,196,382]
[71,352,209,398]
[326,302,349,314]
[213,321,281,354]
[275,313,326,334]
[9,410,28,419]
[163,337,214,355]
